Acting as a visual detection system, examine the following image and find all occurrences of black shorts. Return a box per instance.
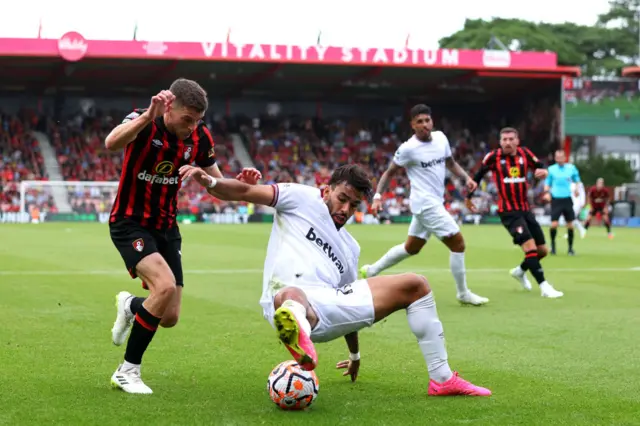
[109,218,184,286]
[550,197,575,222]
[500,211,546,246]
[590,206,607,216]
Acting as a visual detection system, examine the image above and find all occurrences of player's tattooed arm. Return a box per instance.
[446,157,477,193]
[179,165,273,204]
[445,157,471,181]
[375,162,401,195]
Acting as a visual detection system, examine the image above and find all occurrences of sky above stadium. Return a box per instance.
[2,0,612,49]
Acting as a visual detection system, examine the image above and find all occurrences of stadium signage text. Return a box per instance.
[201,43,461,66]
[0,35,559,70]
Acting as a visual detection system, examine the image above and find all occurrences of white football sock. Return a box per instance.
[573,220,585,234]
[368,244,411,276]
[512,265,525,276]
[449,251,469,297]
[281,300,311,335]
[406,292,453,383]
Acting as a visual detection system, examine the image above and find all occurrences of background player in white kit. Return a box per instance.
[565,182,587,239]
[180,163,491,397]
[361,104,488,306]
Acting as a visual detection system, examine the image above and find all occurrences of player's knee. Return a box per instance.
[160,313,179,328]
[446,233,465,252]
[537,246,548,259]
[404,240,424,255]
[550,221,559,228]
[273,287,305,310]
[402,273,430,300]
[152,277,177,301]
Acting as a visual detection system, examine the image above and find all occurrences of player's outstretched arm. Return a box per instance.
[336,332,360,382]
[179,165,274,205]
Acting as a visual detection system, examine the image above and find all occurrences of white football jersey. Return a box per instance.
[259,183,360,314]
[571,182,586,206]
[393,131,452,213]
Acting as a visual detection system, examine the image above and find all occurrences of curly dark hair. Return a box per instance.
[329,164,373,200]
[410,104,432,119]
[169,78,208,113]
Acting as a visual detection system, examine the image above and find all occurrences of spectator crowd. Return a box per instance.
[1,98,561,220]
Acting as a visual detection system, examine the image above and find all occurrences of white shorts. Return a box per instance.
[262,279,375,343]
[573,203,583,217]
[408,204,460,240]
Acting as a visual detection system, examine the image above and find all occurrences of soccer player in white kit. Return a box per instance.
[361,104,488,306]
[565,182,587,239]
[179,163,491,396]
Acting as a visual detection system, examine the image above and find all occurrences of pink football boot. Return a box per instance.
[428,372,492,396]
[273,305,318,371]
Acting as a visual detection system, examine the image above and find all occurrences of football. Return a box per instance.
[267,360,319,410]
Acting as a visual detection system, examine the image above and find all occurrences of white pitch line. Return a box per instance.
[0,267,639,276]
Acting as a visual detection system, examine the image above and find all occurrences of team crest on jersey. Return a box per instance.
[184,146,192,160]
[509,167,520,178]
[132,238,144,252]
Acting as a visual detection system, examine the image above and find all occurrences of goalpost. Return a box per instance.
[19,180,119,217]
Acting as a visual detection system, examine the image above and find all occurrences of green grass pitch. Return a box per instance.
[1,223,639,425]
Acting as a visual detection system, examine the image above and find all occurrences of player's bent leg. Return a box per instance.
[367,274,491,396]
[515,240,562,298]
[272,288,319,371]
[112,254,176,395]
[441,232,488,306]
[159,285,182,328]
[360,236,425,279]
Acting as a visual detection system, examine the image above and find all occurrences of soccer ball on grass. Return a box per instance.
[267,360,319,410]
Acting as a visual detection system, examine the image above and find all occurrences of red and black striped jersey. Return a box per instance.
[588,187,610,209]
[109,109,217,230]
[470,147,544,213]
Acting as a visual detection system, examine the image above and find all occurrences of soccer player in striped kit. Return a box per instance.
[106,78,260,394]
[466,128,563,298]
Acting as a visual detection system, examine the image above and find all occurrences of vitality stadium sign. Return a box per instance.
[0,32,559,70]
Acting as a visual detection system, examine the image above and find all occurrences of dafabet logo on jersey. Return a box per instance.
[137,161,179,185]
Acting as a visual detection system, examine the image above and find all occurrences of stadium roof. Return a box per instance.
[0,35,581,102]
[0,57,579,103]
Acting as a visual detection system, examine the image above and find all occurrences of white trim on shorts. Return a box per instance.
[262,279,375,343]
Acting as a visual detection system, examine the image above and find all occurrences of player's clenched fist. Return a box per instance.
[147,90,175,118]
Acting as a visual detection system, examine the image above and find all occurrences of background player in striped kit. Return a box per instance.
[466,128,563,298]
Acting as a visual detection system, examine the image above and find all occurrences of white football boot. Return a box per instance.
[510,267,533,291]
[111,364,153,394]
[111,291,134,346]
[540,282,564,298]
[457,291,489,306]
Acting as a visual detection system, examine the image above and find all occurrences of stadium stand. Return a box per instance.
[0,94,558,220]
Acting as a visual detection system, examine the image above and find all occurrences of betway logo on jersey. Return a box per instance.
[137,161,179,185]
[421,157,446,168]
[305,227,345,274]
